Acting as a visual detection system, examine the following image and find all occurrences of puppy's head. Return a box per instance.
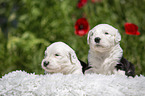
[87,24,121,52]
[41,42,81,74]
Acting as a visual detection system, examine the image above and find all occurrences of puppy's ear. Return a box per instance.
[87,31,93,44]
[69,50,78,65]
[115,30,121,43]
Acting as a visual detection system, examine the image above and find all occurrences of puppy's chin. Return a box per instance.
[43,67,61,73]
[92,44,112,52]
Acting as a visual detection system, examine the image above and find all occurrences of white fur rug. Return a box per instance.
[0,71,145,96]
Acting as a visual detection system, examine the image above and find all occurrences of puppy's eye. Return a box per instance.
[55,54,60,56]
[105,32,109,35]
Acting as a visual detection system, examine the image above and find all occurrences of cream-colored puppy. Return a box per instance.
[86,24,123,75]
[41,42,82,75]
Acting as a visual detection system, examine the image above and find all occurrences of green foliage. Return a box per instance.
[0,0,145,77]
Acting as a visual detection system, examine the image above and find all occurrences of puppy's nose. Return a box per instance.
[95,37,101,43]
[44,61,49,67]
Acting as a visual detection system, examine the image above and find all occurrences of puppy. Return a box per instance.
[41,42,83,75]
[86,24,135,77]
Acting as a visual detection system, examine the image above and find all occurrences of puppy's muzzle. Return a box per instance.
[44,61,49,67]
[94,37,101,43]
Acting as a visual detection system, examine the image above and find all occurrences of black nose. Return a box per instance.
[44,61,49,67]
[94,37,101,43]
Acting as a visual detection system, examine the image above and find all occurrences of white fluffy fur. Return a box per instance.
[1,71,145,96]
[41,42,82,75]
[86,24,123,75]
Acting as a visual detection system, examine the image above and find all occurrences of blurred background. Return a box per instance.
[0,0,145,77]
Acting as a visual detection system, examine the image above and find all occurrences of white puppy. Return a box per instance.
[41,42,82,75]
[86,24,124,75]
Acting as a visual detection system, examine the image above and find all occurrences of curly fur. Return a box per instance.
[86,24,124,75]
[41,42,82,75]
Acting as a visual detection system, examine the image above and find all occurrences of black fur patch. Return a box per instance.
[79,60,91,74]
[115,57,135,77]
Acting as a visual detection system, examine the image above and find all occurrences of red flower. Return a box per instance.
[75,18,90,36]
[77,0,87,8]
[125,23,140,35]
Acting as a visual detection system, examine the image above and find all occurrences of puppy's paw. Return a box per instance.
[113,69,125,76]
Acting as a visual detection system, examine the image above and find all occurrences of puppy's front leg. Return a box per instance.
[102,58,119,74]
[113,69,125,76]
[72,70,83,74]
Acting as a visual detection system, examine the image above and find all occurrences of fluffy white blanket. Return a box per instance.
[0,71,145,96]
